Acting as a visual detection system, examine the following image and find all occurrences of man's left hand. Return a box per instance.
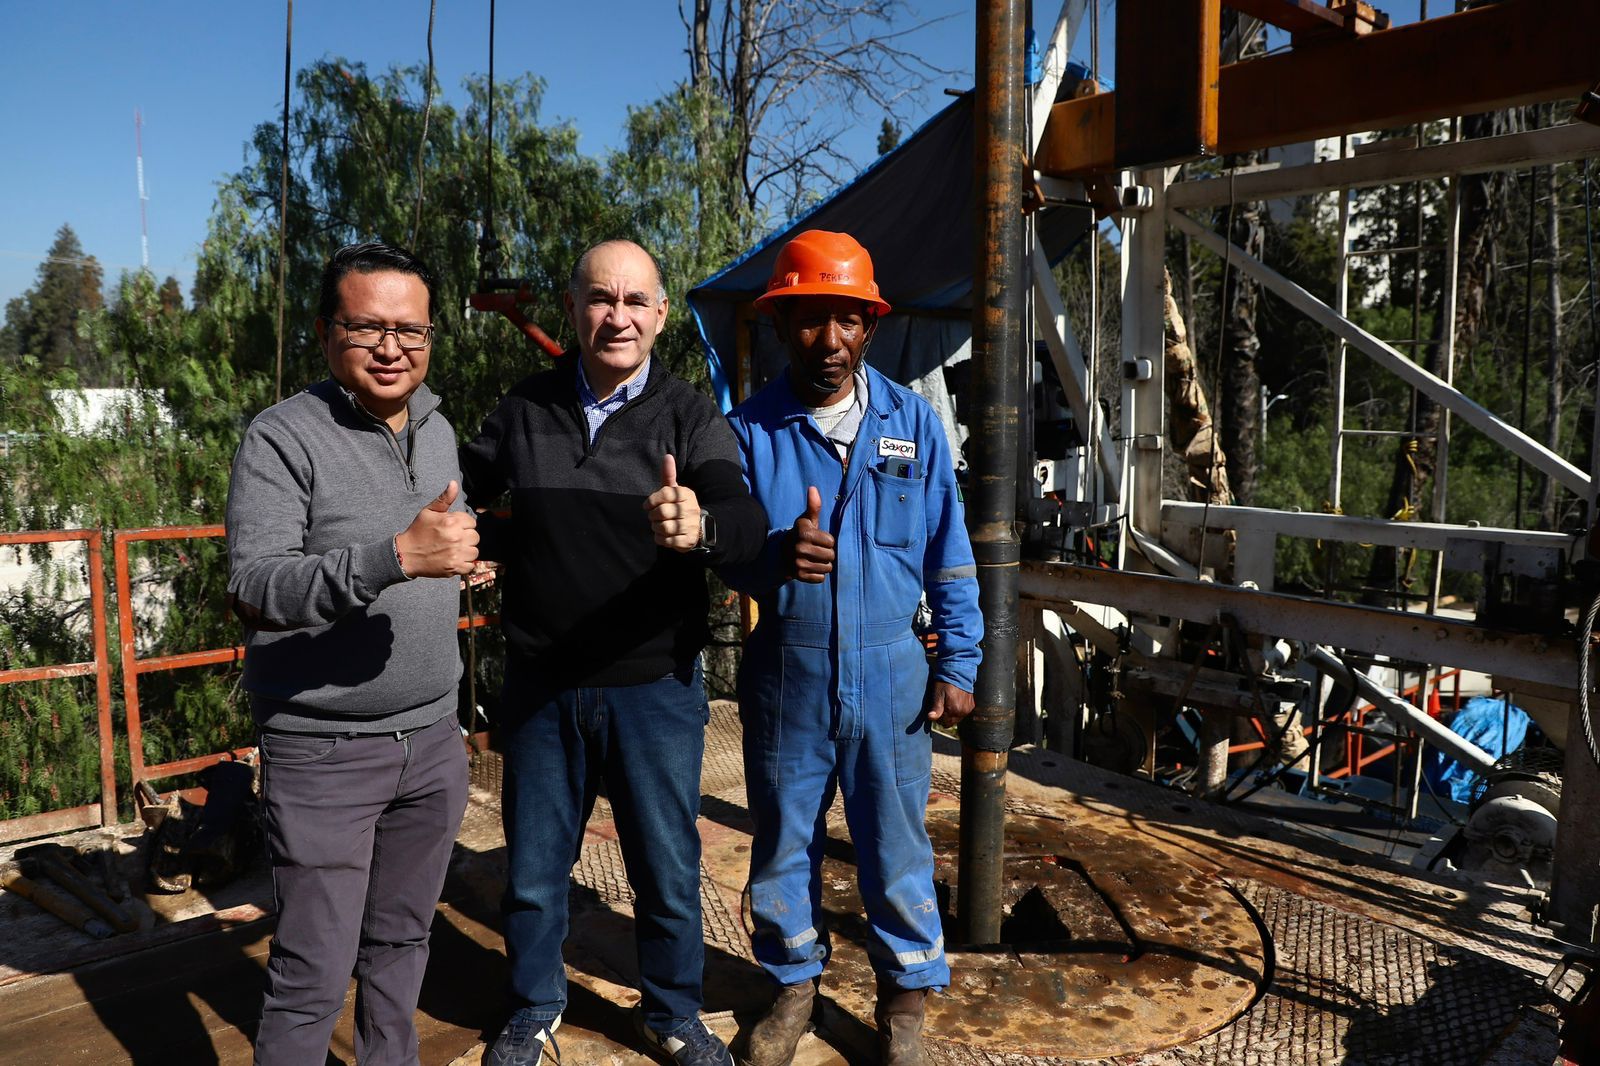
[926,681,974,726]
[645,454,703,552]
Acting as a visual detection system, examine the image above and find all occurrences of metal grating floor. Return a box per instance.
[1155,881,1541,1066]
[463,703,1559,1066]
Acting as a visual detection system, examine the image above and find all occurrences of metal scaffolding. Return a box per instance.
[1017,0,1600,940]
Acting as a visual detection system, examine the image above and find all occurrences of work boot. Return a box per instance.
[738,980,816,1066]
[873,985,930,1066]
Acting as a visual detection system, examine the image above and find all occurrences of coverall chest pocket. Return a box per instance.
[868,466,925,550]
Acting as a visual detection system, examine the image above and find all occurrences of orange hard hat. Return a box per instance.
[753,229,892,316]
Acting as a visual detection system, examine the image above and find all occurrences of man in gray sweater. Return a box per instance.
[226,242,478,1066]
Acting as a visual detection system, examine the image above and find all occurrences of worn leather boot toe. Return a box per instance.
[738,980,816,1066]
[874,985,930,1066]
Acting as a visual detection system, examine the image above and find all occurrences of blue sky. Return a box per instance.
[0,1,1425,309]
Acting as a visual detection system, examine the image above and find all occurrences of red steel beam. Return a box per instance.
[143,748,258,782]
[1114,0,1220,168]
[132,646,245,674]
[86,532,116,825]
[0,530,117,828]
[1226,0,1344,35]
[1220,0,1600,154]
[0,529,97,545]
[0,661,98,684]
[113,532,147,786]
[1037,0,1600,176]
[115,523,226,542]
[114,525,228,787]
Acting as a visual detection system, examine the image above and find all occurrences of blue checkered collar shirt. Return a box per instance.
[575,354,652,444]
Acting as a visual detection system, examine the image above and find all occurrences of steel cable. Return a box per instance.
[409,0,437,249]
[1579,593,1600,767]
[273,0,293,404]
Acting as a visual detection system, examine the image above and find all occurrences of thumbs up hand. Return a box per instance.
[645,453,703,552]
[785,486,835,584]
[395,480,479,577]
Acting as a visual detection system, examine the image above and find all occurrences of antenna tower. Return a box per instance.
[135,109,150,271]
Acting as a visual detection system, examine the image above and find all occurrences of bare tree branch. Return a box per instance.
[685,0,961,219]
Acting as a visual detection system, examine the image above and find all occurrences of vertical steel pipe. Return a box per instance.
[959,0,1024,946]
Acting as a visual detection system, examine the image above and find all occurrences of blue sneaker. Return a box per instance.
[634,1009,734,1066]
[489,1008,561,1066]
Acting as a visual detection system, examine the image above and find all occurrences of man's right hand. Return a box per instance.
[396,481,479,578]
[785,486,835,583]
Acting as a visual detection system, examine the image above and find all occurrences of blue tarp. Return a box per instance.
[1424,695,1533,804]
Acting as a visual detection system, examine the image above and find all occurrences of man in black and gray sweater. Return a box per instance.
[464,240,766,1066]
[227,242,478,1066]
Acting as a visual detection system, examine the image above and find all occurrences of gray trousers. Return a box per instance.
[254,714,468,1066]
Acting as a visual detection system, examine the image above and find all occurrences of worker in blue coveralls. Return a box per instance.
[719,229,983,1066]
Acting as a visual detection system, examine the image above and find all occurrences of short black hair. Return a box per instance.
[318,241,437,322]
[567,239,667,304]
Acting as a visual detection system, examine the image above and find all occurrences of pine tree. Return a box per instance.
[0,225,108,384]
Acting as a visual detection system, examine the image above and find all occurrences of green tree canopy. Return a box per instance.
[0,225,108,386]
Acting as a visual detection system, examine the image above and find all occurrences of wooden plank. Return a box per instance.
[0,908,497,1066]
[1114,0,1220,168]
[0,805,101,846]
[0,921,272,1065]
[1038,0,1600,176]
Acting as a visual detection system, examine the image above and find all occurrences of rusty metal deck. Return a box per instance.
[0,701,1568,1065]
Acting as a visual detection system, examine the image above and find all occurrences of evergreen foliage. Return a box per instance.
[0,61,752,820]
[0,225,108,385]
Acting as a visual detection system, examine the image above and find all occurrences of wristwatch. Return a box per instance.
[696,510,718,552]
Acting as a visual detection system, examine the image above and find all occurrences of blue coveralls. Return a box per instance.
[721,365,982,991]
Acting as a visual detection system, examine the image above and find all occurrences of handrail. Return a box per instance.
[0,529,116,842]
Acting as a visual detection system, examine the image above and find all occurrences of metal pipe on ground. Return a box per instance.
[1301,644,1496,776]
[959,0,1024,947]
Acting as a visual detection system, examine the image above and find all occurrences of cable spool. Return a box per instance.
[1457,755,1563,886]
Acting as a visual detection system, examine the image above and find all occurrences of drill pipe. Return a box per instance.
[958,0,1026,947]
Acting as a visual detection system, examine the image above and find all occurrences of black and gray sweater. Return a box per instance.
[461,356,766,691]
[225,379,467,733]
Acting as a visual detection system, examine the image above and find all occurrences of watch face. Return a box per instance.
[700,510,717,549]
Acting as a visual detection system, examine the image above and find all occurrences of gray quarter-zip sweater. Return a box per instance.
[225,378,465,733]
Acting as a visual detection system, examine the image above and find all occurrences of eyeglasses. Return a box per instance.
[331,320,434,351]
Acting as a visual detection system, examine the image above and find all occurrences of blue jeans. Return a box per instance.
[499,660,709,1032]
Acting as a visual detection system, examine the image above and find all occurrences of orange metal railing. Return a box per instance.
[112,525,252,787]
[1226,667,1466,779]
[2,522,502,841]
[0,530,116,843]
[1323,668,1465,780]
[113,526,499,787]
